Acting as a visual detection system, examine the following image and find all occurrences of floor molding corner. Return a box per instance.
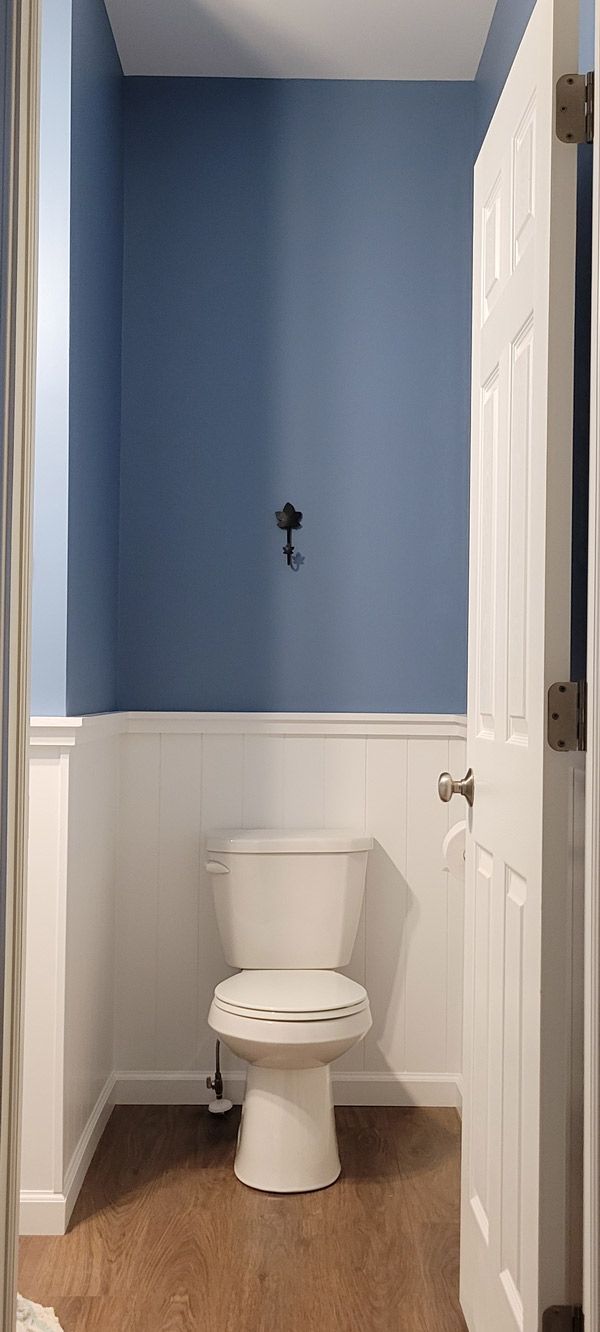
[19,1190,67,1238]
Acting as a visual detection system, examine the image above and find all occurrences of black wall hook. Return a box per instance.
[275,502,303,567]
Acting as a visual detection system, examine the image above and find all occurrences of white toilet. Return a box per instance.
[205,828,373,1193]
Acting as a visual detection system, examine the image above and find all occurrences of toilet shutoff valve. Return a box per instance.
[206,1068,223,1098]
[206,1038,233,1115]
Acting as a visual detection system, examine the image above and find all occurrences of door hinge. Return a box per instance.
[543,1307,584,1332]
[547,680,587,752]
[556,71,594,143]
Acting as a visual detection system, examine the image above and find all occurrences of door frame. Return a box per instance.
[585,3,600,1325]
[0,0,40,1323]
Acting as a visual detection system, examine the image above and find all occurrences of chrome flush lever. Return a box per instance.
[438,767,475,807]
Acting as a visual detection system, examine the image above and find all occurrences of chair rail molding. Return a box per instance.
[122,710,468,737]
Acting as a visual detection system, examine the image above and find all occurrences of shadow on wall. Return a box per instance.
[120,0,357,77]
[364,841,420,1103]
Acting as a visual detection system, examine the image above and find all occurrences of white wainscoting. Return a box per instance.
[22,711,466,1234]
[115,712,467,1103]
[21,717,120,1235]
[22,710,587,1238]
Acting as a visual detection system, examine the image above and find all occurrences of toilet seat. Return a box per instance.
[213,968,368,1022]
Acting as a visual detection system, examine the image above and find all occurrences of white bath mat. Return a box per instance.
[16,1296,64,1332]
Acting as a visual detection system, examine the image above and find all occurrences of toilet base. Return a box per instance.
[234,1064,341,1193]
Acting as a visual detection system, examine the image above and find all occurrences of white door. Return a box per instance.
[460,0,580,1328]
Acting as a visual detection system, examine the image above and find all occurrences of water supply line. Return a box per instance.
[206,1039,233,1115]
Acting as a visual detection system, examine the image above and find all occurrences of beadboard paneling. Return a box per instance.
[156,734,204,1068]
[364,737,409,1074]
[404,738,453,1073]
[115,733,161,1070]
[115,716,467,1085]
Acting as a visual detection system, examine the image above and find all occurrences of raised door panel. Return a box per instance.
[506,320,534,745]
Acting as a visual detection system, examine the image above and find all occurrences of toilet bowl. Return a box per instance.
[205,828,373,1193]
[208,969,371,1192]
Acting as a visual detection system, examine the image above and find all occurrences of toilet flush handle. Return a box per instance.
[205,861,230,875]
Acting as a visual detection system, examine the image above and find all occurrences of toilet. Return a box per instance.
[205,828,373,1193]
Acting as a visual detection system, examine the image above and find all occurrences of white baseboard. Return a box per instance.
[115,1070,247,1104]
[19,1190,69,1237]
[19,1074,115,1236]
[114,1070,462,1111]
[332,1072,462,1108]
[62,1074,115,1224]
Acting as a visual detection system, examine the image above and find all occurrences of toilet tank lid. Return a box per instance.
[205,829,373,854]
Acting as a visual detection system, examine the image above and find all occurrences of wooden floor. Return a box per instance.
[19,1105,467,1332]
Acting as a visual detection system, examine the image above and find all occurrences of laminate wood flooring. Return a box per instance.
[19,1105,468,1332]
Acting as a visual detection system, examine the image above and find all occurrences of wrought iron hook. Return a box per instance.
[275,502,303,567]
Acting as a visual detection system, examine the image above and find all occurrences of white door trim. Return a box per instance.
[0,0,40,1322]
[584,4,600,1324]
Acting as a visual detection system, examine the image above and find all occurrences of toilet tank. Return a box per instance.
[205,829,372,968]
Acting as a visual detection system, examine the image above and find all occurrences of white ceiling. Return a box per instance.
[104,0,498,80]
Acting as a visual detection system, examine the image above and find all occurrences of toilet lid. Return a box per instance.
[213,969,369,1022]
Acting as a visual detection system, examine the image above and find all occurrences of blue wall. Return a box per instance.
[67,0,123,713]
[31,0,593,716]
[30,0,123,716]
[581,0,596,62]
[118,79,474,713]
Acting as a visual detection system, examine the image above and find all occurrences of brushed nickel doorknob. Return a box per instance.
[438,767,475,807]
